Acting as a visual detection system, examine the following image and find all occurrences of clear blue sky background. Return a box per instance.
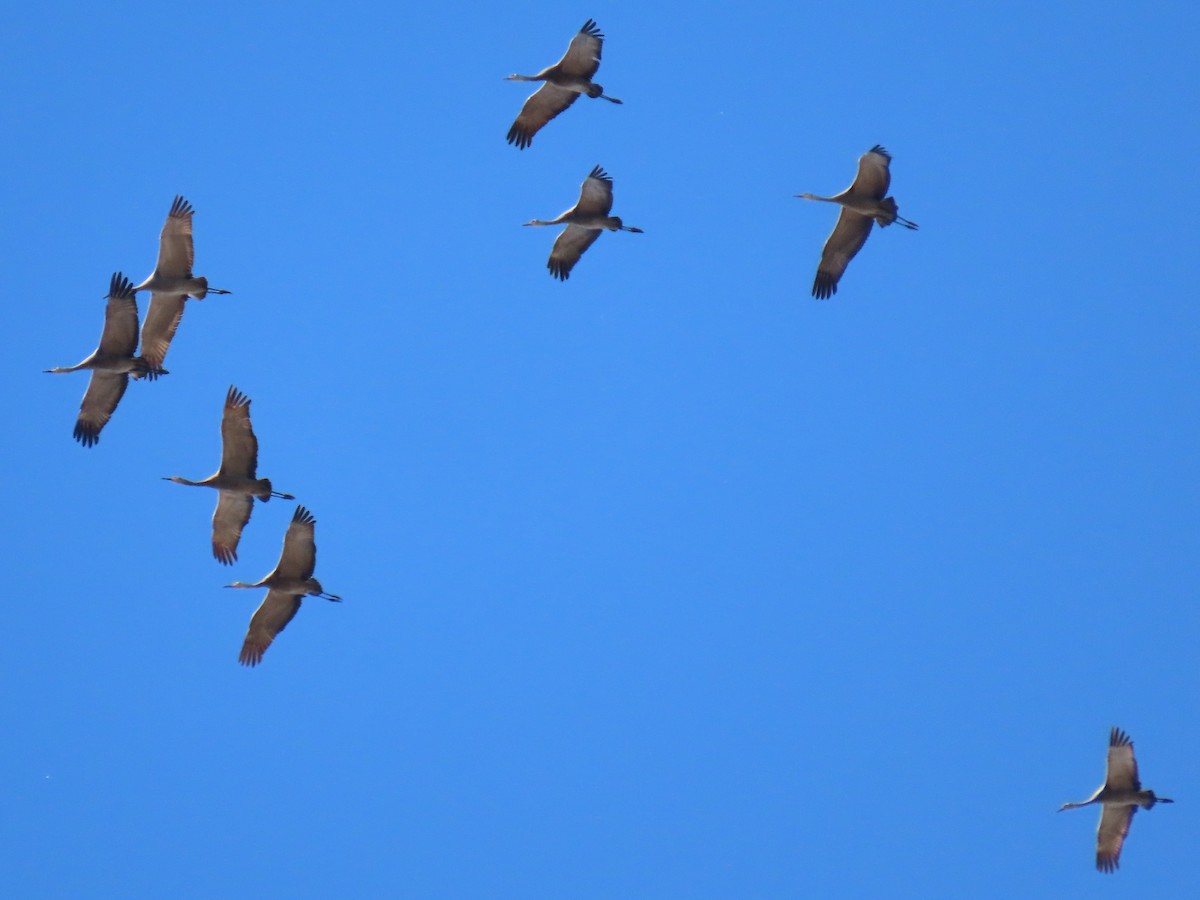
[2,2,1197,896]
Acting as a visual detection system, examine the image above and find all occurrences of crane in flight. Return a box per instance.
[44,272,165,447]
[796,145,917,299]
[134,195,231,374]
[524,165,642,280]
[226,505,342,667]
[506,19,622,150]
[163,386,295,564]
[1059,727,1174,872]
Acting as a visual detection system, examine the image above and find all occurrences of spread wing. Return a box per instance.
[219,386,259,479]
[238,589,302,667]
[577,165,615,216]
[812,209,874,299]
[138,292,186,372]
[1106,727,1141,791]
[212,492,253,565]
[156,195,196,278]
[848,145,893,200]
[557,19,604,79]
[74,372,129,447]
[548,225,602,281]
[275,505,318,581]
[1096,805,1136,873]
[98,274,139,357]
[507,83,580,150]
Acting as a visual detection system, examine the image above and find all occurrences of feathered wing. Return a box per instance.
[558,19,605,78]
[212,492,254,565]
[507,83,579,149]
[577,166,615,216]
[74,372,129,447]
[812,209,874,299]
[98,275,140,357]
[548,225,602,280]
[276,506,319,580]
[220,386,260,479]
[239,589,302,667]
[138,292,185,373]
[156,195,196,277]
[1105,727,1141,790]
[849,145,893,200]
[1096,805,1136,873]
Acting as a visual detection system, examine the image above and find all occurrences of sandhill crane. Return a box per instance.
[796,145,918,299]
[506,18,621,149]
[44,272,165,447]
[225,505,341,667]
[1060,727,1174,872]
[163,386,294,564]
[524,165,642,280]
[133,195,231,375]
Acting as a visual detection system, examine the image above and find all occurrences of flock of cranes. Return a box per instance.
[504,20,915,294]
[46,197,339,667]
[42,16,1174,874]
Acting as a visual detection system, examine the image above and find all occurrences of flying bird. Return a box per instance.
[44,272,164,447]
[163,386,295,564]
[796,145,918,299]
[133,195,231,374]
[225,505,342,667]
[1059,727,1174,872]
[524,165,642,280]
[506,18,622,149]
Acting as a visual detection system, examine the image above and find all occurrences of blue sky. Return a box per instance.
[3,1,1198,896]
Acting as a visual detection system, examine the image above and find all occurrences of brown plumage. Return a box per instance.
[163,386,294,564]
[134,195,231,375]
[505,19,622,150]
[796,145,918,299]
[523,165,643,280]
[225,505,342,667]
[1059,727,1174,872]
[44,272,164,447]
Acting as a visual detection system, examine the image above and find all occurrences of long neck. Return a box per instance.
[165,476,209,487]
[524,217,564,227]
[797,193,837,203]
[45,362,88,374]
[1058,800,1093,811]
[508,73,542,82]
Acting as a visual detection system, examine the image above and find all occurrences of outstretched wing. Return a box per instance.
[547,225,602,281]
[507,83,580,150]
[1096,805,1136,873]
[576,165,615,216]
[1105,727,1141,790]
[138,292,186,372]
[219,386,260,479]
[156,195,196,278]
[98,274,140,357]
[239,589,302,667]
[848,145,893,200]
[74,372,129,447]
[812,209,874,299]
[274,505,318,581]
[556,19,605,79]
[212,492,253,565]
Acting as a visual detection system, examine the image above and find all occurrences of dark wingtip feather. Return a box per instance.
[225,385,251,409]
[506,124,533,150]
[812,274,837,300]
[73,422,100,447]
